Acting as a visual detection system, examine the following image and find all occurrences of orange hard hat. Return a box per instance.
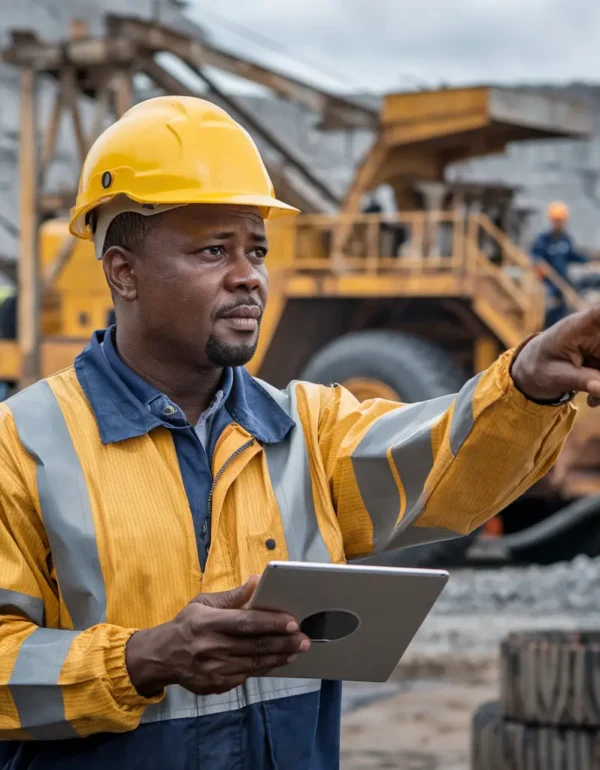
[547,201,569,221]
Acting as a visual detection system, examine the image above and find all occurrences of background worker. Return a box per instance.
[531,201,588,326]
[0,97,600,770]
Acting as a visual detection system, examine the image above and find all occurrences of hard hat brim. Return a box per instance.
[70,190,300,240]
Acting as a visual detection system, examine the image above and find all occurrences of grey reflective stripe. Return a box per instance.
[255,379,331,564]
[9,628,79,739]
[449,374,482,456]
[142,678,321,725]
[352,396,454,551]
[8,380,106,630]
[0,588,44,626]
[384,524,461,552]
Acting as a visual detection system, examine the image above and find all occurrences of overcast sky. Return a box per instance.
[187,0,600,94]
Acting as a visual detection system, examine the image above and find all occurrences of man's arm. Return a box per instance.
[0,466,165,739]
[317,308,600,559]
[530,233,548,262]
[0,459,307,739]
[566,237,589,265]
[317,352,573,558]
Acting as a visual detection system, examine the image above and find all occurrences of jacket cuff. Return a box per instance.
[501,343,576,418]
[107,628,166,711]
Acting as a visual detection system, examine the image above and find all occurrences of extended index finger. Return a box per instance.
[214,608,299,637]
[565,305,600,334]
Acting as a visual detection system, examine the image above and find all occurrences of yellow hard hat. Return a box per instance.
[70,96,299,239]
[547,201,569,221]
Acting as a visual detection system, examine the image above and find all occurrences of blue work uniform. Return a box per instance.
[531,230,587,326]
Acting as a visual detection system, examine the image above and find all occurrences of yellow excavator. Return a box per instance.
[2,16,600,566]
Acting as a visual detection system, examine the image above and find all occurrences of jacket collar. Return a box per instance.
[74,329,294,446]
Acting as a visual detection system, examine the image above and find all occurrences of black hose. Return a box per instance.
[496,494,600,553]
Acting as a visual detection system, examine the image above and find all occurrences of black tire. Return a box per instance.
[501,631,600,728]
[301,330,468,403]
[301,330,473,568]
[471,701,505,770]
[0,295,17,340]
[471,700,600,770]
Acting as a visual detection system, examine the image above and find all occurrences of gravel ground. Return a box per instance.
[434,555,600,616]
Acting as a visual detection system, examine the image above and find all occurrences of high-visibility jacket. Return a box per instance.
[0,330,574,769]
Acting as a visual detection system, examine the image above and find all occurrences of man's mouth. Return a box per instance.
[218,305,262,332]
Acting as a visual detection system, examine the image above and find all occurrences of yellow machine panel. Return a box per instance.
[40,220,112,337]
[381,86,591,149]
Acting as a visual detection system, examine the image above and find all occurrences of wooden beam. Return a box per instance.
[4,32,135,70]
[40,191,77,215]
[112,15,377,130]
[113,69,133,117]
[39,87,63,184]
[89,77,113,141]
[18,69,41,387]
[141,57,340,208]
[61,67,89,163]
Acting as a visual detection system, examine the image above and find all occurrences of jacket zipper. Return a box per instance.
[203,438,255,554]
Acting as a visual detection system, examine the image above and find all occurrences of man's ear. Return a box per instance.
[103,247,138,302]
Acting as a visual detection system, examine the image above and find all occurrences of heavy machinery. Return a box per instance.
[2,15,600,564]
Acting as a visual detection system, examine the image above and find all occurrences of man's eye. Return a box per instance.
[201,246,223,257]
[251,248,267,259]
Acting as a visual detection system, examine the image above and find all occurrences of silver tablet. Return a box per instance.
[247,560,449,682]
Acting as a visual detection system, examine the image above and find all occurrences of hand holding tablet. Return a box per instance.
[248,561,449,682]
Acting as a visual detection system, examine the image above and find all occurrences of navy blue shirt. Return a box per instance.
[531,230,587,297]
[74,328,293,570]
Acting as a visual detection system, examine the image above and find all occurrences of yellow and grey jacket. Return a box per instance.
[0,329,574,770]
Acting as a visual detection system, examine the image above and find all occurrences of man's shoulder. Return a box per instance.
[250,376,340,418]
[1,366,83,421]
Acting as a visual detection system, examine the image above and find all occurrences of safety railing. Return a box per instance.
[269,209,589,341]
[466,214,545,336]
[282,211,468,274]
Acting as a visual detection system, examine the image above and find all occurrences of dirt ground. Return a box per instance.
[340,656,498,770]
[337,602,600,769]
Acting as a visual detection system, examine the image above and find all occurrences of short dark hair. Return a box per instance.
[102,211,163,256]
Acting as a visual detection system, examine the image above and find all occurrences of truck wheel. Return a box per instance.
[471,699,600,770]
[0,294,17,340]
[300,330,468,403]
[501,631,600,728]
[471,701,505,770]
[301,330,474,567]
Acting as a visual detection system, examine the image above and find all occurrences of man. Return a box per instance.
[363,198,407,257]
[0,96,599,770]
[531,201,588,327]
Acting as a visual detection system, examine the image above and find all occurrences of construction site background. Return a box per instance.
[3,2,600,769]
[3,3,600,269]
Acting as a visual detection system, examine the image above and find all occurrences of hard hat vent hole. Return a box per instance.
[102,172,113,189]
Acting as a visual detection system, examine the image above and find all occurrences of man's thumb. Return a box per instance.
[194,575,260,610]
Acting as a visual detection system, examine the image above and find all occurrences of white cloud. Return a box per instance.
[187,0,600,92]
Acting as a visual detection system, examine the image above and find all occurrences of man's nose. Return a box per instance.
[225,255,263,293]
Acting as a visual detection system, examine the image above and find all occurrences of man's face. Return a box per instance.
[551,217,567,235]
[111,204,269,368]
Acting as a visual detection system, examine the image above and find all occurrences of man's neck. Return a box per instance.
[114,329,224,425]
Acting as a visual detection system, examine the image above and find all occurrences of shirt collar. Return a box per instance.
[75,328,294,446]
[101,328,233,429]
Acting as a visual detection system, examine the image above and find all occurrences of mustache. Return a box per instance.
[214,296,264,320]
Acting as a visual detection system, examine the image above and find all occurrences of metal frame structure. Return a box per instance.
[3,14,377,387]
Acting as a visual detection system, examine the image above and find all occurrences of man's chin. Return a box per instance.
[205,334,258,367]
